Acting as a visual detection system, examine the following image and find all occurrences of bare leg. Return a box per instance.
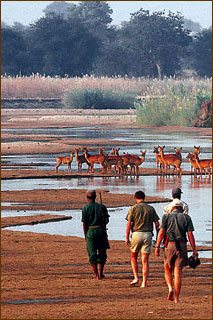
[140,253,149,287]
[91,264,99,279]
[98,264,105,279]
[174,267,182,303]
[130,252,139,284]
[164,264,174,301]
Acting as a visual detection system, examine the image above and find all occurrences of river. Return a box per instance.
[2,127,212,255]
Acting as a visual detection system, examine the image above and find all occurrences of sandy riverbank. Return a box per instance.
[1,230,212,319]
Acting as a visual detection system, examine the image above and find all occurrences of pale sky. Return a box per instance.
[1,1,212,28]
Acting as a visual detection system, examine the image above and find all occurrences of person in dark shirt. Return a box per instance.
[82,190,110,280]
[155,201,198,303]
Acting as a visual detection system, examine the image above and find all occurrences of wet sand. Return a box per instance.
[1,109,212,319]
[1,187,170,214]
[1,230,212,319]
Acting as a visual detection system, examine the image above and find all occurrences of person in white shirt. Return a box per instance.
[163,188,189,215]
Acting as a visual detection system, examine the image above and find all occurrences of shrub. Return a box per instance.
[63,87,136,109]
[135,83,212,127]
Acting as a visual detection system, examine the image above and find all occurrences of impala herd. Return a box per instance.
[55,145,212,177]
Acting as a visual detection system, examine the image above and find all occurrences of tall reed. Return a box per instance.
[1,74,212,100]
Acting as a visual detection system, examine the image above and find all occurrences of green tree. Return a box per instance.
[191,28,212,77]
[43,1,77,19]
[93,27,131,76]
[121,9,192,78]
[77,1,113,35]
[27,14,100,76]
[65,1,116,76]
[1,28,28,75]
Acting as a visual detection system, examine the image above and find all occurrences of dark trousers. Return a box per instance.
[86,228,107,265]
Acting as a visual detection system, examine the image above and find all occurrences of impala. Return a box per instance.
[108,148,125,175]
[112,148,141,175]
[158,146,182,176]
[116,150,146,176]
[186,152,200,177]
[190,146,201,174]
[75,148,90,173]
[194,146,200,155]
[153,146,164,172]
[127,151,147,176]
[105,155,124,175]
[55,152,74,173]
[192,153,212,177]
[83,148,107,174]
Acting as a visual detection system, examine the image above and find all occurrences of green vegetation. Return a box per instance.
[135,83,212,127]
[2,74,212,127]
[63,87,136,109]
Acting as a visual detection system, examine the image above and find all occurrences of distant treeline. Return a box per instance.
[1,1,212,78]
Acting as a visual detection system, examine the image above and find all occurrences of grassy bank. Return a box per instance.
[1,74,212,126]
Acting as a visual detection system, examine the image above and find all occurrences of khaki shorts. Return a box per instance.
[130,231,152,254]
[164,241,188,269]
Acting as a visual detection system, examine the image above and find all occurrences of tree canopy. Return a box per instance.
[121,9,191,77]
[24,14,100,76]
[1,28,28,75]
[190,29,212,77]
[1,1,212,78]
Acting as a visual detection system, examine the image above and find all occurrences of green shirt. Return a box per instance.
[82,202,109,229]
[126,202,159,233]
[161,210,194,242]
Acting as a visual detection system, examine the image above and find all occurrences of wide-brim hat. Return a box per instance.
[188,255,201,269]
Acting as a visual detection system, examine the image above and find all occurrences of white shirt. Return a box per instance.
[163,198,189,215]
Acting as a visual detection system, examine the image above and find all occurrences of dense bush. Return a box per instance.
[63,87,136,109]
[135,84,212,127]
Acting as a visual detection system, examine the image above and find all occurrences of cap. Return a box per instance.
[86,189,96,198]
[172,188,182,197]
[188,255,201,269]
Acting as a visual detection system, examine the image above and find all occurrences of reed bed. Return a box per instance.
[1,74,212,100]
[2,74,212,126]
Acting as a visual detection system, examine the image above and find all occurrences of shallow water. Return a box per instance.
[2,127,212,171]
[4,204,212,259]
[3,175,212,248]
[2,127,212,257]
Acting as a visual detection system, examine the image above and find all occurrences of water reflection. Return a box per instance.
[1,175,212,194]
[2,127,212,172]
[155,175,178,193]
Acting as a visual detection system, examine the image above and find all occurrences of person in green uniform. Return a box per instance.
[82,189,110,280]
[126,191,160,287]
